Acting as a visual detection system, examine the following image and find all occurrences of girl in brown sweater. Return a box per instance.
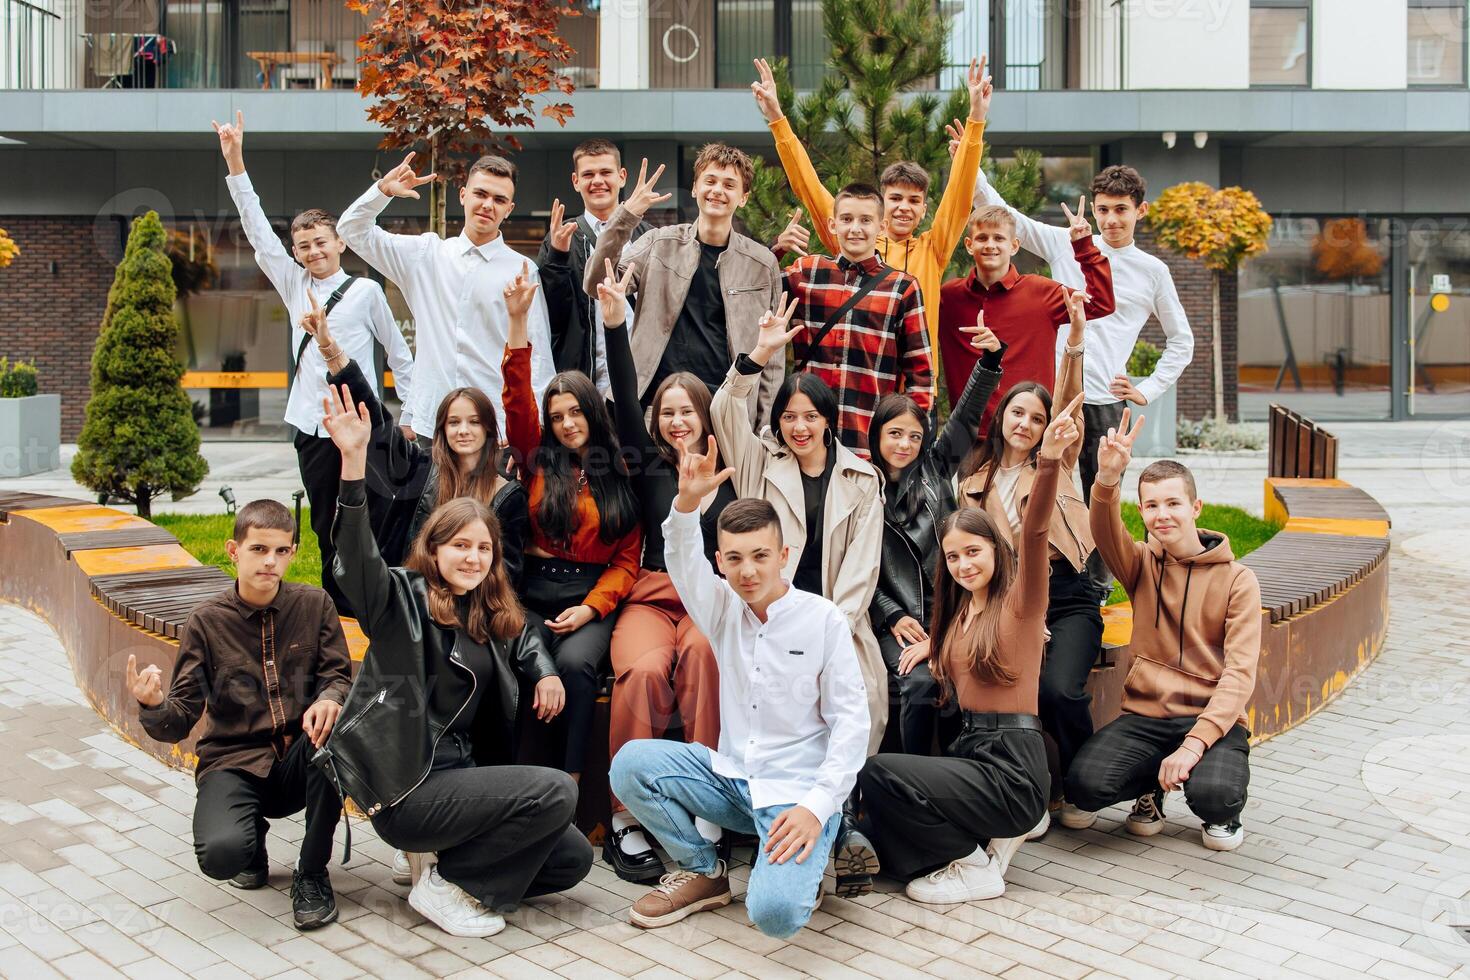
[857,401,1081,905]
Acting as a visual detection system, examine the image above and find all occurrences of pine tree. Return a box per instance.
[73,211,208,518]
[740,0,1043,275]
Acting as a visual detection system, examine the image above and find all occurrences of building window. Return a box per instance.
[1408,0,1466,87]
[1250,0,1310,88]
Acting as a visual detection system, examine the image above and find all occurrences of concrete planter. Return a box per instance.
[0,394,61,477]
[1130,377,1177,458]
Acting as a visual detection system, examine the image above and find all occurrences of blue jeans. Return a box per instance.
[610,740,841,939]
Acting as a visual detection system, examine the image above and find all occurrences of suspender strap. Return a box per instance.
[288,276,360,396]
[793,268,896,374]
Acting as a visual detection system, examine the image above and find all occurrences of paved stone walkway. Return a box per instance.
[1,422,1469,978]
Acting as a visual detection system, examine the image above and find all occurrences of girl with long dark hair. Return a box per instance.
[857,398,1081,905]
[501,264,642,781]
[956,291,1100,831]
[866,314,1004,755]
[319,384,588,940]
[592,261,733,883]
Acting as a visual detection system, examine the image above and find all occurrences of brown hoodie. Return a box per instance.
[1089,480,1263,748]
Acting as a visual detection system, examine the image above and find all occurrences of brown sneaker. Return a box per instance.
[628,861,731,929]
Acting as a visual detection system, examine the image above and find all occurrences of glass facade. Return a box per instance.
[1250,1,1310,87]
[1408,0,1466,87]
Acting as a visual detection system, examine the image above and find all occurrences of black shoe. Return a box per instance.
[602,826,665,884]
[230,843,268,890]
[290,868,338,930]
[832,817,880,898]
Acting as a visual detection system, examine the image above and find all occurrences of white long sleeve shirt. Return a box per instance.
[225,172,416,437]
[662,505,869,825]
[584,213,635,397]
[337,183,556,437]
[973,169,1195,406]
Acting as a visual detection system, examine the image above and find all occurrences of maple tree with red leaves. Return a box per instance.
[349,0,580,234]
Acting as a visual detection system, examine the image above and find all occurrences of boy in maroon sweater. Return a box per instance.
[938,203,1114,431]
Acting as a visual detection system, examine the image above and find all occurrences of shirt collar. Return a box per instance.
[229,582,282,618]
[456,232,506,261]
[310,269,349,290]
[967,264,1023,295]
[836,253,884,277]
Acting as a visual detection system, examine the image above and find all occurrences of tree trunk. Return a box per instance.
[1212,270,1225,420]
[135,489,151,519]
[428,138,447,238]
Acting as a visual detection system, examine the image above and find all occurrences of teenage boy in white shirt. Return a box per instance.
[954,131,1195,598]
[609,437,869,939]
[213,111,415,615]
[337,152,555,439]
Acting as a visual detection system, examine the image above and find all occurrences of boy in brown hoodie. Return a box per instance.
[1063,410,1261,852]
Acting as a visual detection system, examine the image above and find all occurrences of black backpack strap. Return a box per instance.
[793,268,896,374]
[289,276,360,395]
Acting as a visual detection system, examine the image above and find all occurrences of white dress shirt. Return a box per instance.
[974,169,1195,406]
[225,172,416,437]
[338,184,556,437]
[662,505,869,825]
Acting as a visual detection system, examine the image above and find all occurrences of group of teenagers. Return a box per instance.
[123,55,1263,945]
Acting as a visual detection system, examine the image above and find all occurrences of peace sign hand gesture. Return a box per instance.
[1063,287,1089,346]
[1095,406,1146,485]
[126,654,164,708]
[967,55,993,123]
[751,292,803,367]
[595,257,636,328]
[751,57,784,123]
[1039,392,1085,461]
[211,110,245,175]
[1060,195,1093,242]
[300,289,333,348]
[548,198,578,253]
[944,118,965,159]
[675,435,736,512]
[625,159,672,218]
[378,152,438,200]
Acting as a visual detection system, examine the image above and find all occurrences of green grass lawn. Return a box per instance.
[1105,502,1281,605]
[154,503,1279,605]
[152,509,323,587]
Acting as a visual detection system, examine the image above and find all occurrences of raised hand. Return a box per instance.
[751,292,803,366]
[300,290,333,345]
[548,198,578,253]
[959,308,1001,353]
[944,118,965,159]
[595,257,635,328]
[503,260,541,319]
[1060,195,1093,242]
[751,57,784,123]
[211,110,245,175]
[126,654,163,708]
[675,435,735,511]
[1039,392,1084,461]
[967,55,993,123]
[321,383,372,464]
[1095,405,1146,484]
[774,208,810,258]
[1063,287,1088,346]
[624,158,672,218]
[377,152,438,200]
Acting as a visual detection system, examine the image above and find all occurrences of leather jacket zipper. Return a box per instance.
[388,641,478,809]
[333,687,387,739]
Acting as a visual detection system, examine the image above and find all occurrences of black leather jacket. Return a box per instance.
[869,349,1003,632]
[314,481,556,829]
[326,359,528,584]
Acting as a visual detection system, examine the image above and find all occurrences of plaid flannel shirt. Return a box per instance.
[783,253,933,456]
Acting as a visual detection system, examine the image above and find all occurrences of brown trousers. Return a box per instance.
[608,569,721,811]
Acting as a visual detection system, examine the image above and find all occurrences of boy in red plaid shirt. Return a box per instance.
[782,183,933,455]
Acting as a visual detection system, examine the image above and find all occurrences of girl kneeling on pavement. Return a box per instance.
[858,391,1083,905]
[317,383,592,939]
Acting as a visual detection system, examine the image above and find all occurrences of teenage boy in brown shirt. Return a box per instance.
[1064,412,1262,852]
[127,500,352,928]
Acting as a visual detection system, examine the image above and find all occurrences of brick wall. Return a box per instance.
[1132,227,1240,421]
[0,217,124,440]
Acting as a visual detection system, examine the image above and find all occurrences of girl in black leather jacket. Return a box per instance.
[867,320,1004,754]
[318,383,592,939]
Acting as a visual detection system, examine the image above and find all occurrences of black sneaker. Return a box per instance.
[290,868,338,930]
[230,842,268,890]
[832,815,880,898]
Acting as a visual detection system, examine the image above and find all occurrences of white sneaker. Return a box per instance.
[1201,822,1244,852]
[985,834,1027,880]
[392,849,412,886]
[1024,810,1050,840]
[904,851,1004,905]
[1125,792,1166,837]
[1058,803,1097,830]
[408,866,506,938]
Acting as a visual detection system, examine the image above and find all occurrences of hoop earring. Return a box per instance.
[822,429,833,447]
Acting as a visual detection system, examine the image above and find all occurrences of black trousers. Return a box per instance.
[296,431,386,619]
[1040,560,1105,796]
[858,725,1048,880]
[521,557,617,774]
[877,632,959,755]
[372,735,593,913]
[1079,401,1126,600]
[1065,714,1251,827]
[193,734,340,879]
